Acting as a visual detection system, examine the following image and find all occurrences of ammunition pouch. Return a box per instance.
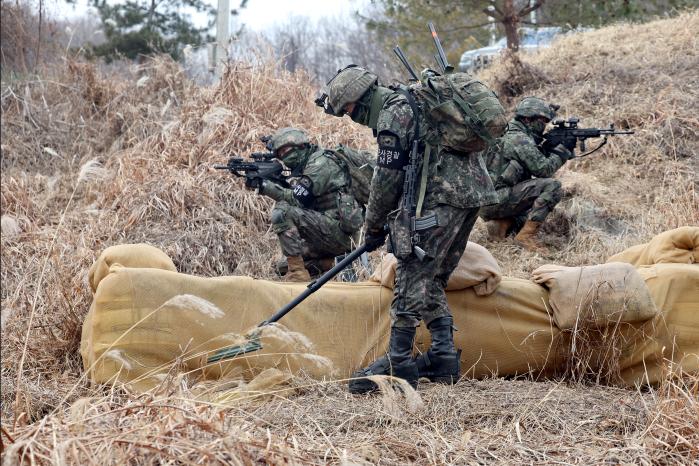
[337,191,363,234]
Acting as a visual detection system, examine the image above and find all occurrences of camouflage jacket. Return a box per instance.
[364,89,497,232]
[262,146,350,210]
[483,119,570,198]
[262,146,363,231]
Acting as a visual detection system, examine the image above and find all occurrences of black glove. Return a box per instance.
[364,228,387,252]
[557,145,575,162]
[562,136,577,151]
[245,176,261,191]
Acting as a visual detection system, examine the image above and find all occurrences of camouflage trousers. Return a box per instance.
[271,201,355,259]
[479,178,562,224]
[390,204,480,328]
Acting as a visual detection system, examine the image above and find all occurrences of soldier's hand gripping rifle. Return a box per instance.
[214,152,290,189]
[542,118,635,158]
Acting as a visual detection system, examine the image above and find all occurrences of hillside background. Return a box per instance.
[1,2,697,464]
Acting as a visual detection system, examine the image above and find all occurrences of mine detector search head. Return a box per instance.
[205,241,375,363]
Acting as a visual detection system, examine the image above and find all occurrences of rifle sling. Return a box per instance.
[416,144,431,217]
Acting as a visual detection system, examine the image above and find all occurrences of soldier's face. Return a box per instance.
[343,102,356,116]
[277,146,294,158]
[530,117,549,135]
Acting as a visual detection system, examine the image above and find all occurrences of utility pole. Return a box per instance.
[212,0,230,77]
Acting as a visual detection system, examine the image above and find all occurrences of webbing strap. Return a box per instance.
[416,144,431,217]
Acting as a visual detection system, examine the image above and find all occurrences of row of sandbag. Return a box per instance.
[81,227,698,392]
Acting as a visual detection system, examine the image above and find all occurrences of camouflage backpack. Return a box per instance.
[412,73,507,153]
[324,145,376,207]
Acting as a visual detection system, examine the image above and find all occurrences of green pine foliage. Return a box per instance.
[86,0,216,62]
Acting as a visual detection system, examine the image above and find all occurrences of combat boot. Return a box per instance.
[514,220,548,253]
[415,316,461,384]
[348,326,418,394]
[284,256,311,282]
[486,218,513,241]
[317,257,336,273]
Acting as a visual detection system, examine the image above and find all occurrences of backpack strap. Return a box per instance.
[322,149,352,189]
[416,144,431,217]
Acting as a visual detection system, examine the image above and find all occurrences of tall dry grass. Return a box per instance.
[1,11,698,465]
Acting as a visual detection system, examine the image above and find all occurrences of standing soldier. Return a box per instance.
[248,127,364,281]
[316,65,501,393]
[479,97,575,252]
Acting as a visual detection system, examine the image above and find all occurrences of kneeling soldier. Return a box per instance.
[248,127,364,281]
[479,97,575,252]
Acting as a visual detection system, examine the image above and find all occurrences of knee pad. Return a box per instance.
[271,206,294,233]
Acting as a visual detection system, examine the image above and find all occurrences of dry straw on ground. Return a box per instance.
[1,11,698,465]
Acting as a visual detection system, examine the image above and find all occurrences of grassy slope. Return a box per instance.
[1,11,697,465]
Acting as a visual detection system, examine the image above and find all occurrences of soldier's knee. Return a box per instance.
[540,179,562,203]
[271,203,295,233]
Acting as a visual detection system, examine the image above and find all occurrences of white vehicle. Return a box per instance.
[459,27,563,72]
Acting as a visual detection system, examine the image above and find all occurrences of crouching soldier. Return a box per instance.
[247,127,364,281]
[479,97,575,252]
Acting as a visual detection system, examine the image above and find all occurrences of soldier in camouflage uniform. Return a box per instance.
[479,97,575,252]
[316,65,498,393]
[248,127,364,281]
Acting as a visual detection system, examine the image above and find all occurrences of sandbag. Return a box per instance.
[617,263,699,385]
[81,240,696,393]
[370,242,502,296]
[607,226,699,266]
[81,246,557,394]
[88,243,176,292]
[531,262,659,330]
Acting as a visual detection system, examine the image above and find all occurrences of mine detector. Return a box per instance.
[207,23,453,363]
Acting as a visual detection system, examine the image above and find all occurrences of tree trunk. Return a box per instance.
[502,0,520,51]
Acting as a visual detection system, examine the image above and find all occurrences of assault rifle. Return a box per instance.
[214,152,290,188]
[543,118,634,158]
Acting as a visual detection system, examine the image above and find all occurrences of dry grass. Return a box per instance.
[1,11,698,465]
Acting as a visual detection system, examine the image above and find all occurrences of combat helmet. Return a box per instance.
[316,65,378,116]
[266,127,310,153]
[515,97,559,121]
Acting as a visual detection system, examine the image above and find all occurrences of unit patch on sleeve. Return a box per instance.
[377,133,408,169]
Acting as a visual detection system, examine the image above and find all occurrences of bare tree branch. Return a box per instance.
[441,21,499,33]
[518,0,545,18]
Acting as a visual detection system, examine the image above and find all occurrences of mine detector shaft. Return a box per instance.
[211,150,383,362]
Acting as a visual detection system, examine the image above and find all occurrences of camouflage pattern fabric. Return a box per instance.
[359,86,496,329]
[364,91,498,232]
[480,119,570,223]
[270,201,354,258]
[390,205,480,327]
[479,177,562,223]
[267,127,310,152]
[261,145,362,259]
